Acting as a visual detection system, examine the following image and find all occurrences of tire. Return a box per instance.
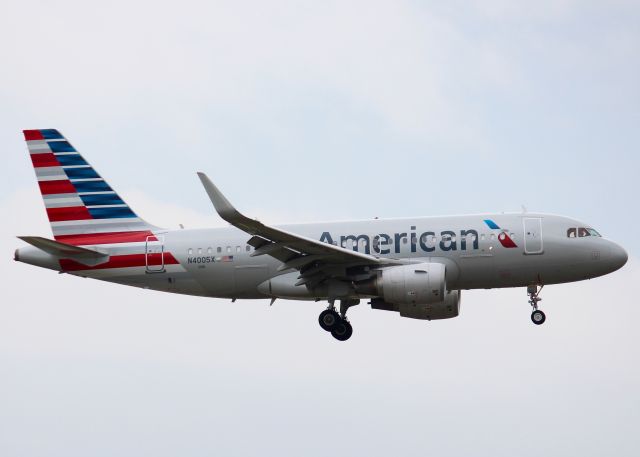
[331,320,353,341]
[319,309,340,331]
[531,310,546,325]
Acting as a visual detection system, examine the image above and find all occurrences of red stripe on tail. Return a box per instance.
[46,206,92,222]
[31,153,60,168]
[39,180,77,195]
[23,130,44,141]
[55,230,156,245]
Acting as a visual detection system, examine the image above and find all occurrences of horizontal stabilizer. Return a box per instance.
[17,236,109,266]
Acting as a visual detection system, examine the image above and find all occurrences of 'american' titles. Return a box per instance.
[319,226,481,255]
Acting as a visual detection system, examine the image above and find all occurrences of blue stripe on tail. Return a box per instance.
[48,141,76,152]
[88,207,137,219]
[80,193,125,206]
[65,167,100,180]
[72,180,113,193]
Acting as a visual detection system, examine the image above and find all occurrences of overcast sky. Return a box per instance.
[1,1,639,456]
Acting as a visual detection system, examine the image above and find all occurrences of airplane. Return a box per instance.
[14,129,628,341]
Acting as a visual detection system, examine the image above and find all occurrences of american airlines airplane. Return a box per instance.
[15,129,628,341]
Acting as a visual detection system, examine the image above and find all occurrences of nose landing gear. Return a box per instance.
[528,284,546,325]
[318,299,359,341]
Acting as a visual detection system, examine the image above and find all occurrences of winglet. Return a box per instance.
[197,172,256,231]
[195,173,388,265]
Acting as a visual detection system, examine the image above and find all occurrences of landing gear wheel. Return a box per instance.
[331,320,353,341]
[531,309,546,325]
[319,309,340,332]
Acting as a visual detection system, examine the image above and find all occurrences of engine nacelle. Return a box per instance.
[399,289,461,320]
[371,290,461,320]
[377,262,446,305]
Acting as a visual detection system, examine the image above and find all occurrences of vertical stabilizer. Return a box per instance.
[23,129,160,245]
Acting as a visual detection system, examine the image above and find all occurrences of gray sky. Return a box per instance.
[1,1,639,456]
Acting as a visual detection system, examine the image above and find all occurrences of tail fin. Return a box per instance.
[23,129,159,245]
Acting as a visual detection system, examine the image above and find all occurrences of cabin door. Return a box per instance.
[523,218,544,255]
[145,235,165,272]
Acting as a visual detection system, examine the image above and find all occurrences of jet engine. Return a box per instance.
[370,263,461,320]
[377,263,446,305]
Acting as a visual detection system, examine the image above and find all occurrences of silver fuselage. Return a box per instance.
[16,213,628,300]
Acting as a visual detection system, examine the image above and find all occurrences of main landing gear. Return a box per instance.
[528,284,546,325]
[318,299,359,341]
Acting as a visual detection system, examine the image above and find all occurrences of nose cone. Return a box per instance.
[609,242,628,272]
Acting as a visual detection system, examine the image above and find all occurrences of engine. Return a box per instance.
[370,263,461,320]
[377,263,446,305]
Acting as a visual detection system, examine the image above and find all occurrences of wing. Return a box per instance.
[197,173,402,287]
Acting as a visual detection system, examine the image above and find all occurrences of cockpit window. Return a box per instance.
[588,228,601,237]
[567,227,602,238]
[570,227,602,238]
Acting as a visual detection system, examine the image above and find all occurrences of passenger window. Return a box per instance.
[226,246,231,253]
[217,247,222,253]
[207,247,212,254]
[578,227,590,237]
[188,248,193,255]
[246,245,251,252]
[567,228,576,238]
[236,246,241,253]
[197,248,203,255]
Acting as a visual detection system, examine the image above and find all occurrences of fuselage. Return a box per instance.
[16,128,630,340]
[16,212,628,300]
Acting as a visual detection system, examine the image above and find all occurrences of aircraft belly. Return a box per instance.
[455,255,497,288]
[234,264,271,298]
[178,256,275,299]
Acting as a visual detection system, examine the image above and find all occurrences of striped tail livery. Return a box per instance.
[17,129,183,275]
[24,129,158,244]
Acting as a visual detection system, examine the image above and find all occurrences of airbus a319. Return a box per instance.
[15,129,628,341]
